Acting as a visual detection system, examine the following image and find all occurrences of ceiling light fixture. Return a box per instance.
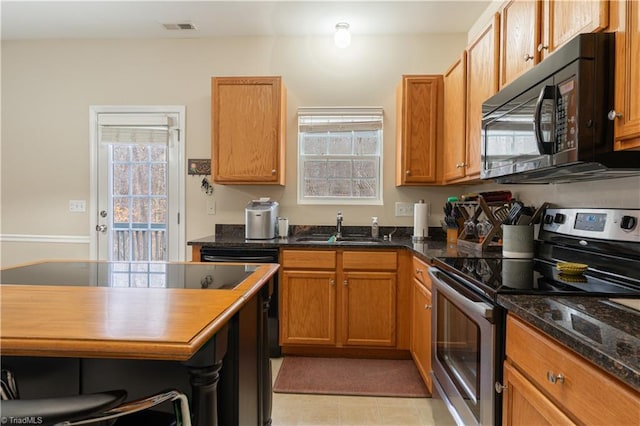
[334,22,351,48]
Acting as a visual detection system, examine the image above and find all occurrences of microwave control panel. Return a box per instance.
[556,77,577,152]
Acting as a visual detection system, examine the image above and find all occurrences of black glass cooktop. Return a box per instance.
[0,261,254,290]
[434,257,640,300]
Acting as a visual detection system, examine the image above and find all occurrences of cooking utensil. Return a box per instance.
[504,201,524,225]
[493,206,510,224]
[527,202,550,225]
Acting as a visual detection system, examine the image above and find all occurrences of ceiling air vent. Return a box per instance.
[162,23,197,31]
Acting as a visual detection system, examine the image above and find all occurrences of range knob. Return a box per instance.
[554,213,566,224]
[544,214,554,224]
[620,215,637,231]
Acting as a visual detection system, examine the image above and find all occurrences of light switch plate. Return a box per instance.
[69,200,86,212]
[207,198,216,215]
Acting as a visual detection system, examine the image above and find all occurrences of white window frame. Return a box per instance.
[89,105,186,261]
[297,107,384,205]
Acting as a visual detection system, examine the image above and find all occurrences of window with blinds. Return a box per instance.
[297,107,383,205]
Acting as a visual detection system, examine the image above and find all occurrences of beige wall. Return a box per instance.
[1,34,465,266]
[2,33,639,267]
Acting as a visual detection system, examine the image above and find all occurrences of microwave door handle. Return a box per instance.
[534,85,556,155]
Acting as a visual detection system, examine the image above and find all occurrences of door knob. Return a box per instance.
[96,224,107,233]
[608,110,622,121]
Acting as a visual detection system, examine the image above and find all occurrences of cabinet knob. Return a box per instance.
[456,162,467,168]
[329,279,335,286]
[406,170,410,175]
[546,371,565,384]
[343,280,348,286]
[608,110,623,121]
[537,43,549,52]
[271,169,276,175]
[523,53,534,62]
[495,382,507,393]
[416,268,423,274]
[424,304,432,310]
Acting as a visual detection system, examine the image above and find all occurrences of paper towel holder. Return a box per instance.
[412,199,429,242]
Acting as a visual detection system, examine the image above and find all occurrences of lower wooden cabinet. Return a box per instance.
[279,249,398,350]
[410,255,432,393]
[342,271,396,347]
[502,362,576,426]
[503,314,640,425]
[280,270,336,346]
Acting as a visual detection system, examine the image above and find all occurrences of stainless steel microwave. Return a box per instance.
[481,32,640,184]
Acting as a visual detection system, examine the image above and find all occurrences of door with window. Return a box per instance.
[90,107,185,262]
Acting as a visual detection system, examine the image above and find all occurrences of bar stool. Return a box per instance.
[1,369,191,426]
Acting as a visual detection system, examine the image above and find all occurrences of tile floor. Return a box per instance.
[270,357,457,426]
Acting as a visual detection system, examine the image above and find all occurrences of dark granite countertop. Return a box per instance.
[498,294,640,391]
[188,224,456,262]
[189,225,640,392]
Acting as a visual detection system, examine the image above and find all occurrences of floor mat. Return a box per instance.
[273,356,430,398]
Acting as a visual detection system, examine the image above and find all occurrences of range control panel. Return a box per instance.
[542,208,640,242]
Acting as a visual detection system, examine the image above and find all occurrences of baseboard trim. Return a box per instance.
[0,234,91,244]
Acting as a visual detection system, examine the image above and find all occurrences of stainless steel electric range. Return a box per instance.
[429,208,640,426]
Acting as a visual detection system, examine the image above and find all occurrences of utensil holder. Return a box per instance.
[502,225,534,258]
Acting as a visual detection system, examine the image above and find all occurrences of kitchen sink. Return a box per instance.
[294,236,384,245]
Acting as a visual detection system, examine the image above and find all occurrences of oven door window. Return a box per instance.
[436,292,481,419]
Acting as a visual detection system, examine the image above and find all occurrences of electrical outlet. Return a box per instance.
[207,198,216,215]
[395,202,414,217]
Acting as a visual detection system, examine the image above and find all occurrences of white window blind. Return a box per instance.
[98,114,172,144]
[297,107,383,205]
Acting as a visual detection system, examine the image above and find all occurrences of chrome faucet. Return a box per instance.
[336,211,343,240]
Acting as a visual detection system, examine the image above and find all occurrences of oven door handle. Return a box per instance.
[428,267,495,322]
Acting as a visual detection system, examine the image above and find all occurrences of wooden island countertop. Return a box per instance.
[0,261,279,361]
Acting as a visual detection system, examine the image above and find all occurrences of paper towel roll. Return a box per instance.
[413,202,429,241]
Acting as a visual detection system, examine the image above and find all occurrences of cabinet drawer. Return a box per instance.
[506,314,639,425]
[342,251,397,271]
[412,256,430,289]
[281,250,336,269]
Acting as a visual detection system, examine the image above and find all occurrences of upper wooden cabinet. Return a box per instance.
[211,76,286,185]
[466,13,500,179]
[612,0,640,150]
[442,52,468,183]
[396,75,443,186]
[539,0,609,60]
[499,0,609,88]
[500,0,541,88]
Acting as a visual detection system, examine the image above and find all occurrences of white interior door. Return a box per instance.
[90,107,185,262]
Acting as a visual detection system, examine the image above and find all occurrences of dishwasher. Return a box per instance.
[200,246,281,357]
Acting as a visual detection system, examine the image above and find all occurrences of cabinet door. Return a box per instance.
[540,0,609,59]
[613,0,640,150]
[280,270,336,345]
[411,278,432,393]
[500,0,541,88]
[396,75,443,185]
[341,271,396,347]
[502,362,577,426]
[443,52,467,182]
[466,14,500,178]
[211,76,285,184]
